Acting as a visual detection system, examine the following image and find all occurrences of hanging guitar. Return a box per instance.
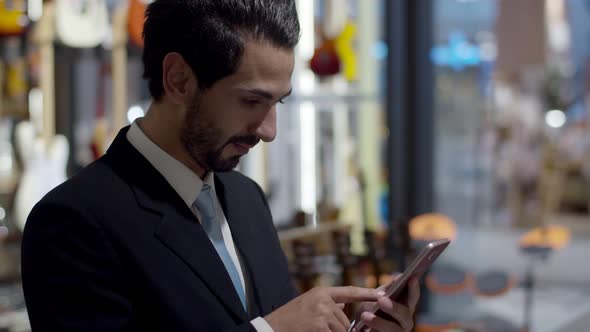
[0,0,27,37]
[127,0,152,49]
[0,0,27,232]
[0,0,28,118]
[90,2,128,159]
[55,0,109,48]
[0,0,27,197]
[57,0,111,166]
[13,2,70,232]
[309,0,357,81]
[0,69,18,224]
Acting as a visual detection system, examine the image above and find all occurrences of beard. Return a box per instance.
[180,94,259,172]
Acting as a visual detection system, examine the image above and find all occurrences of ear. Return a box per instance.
[162,52,197,104]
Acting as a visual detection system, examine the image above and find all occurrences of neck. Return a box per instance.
[139,101,208,179]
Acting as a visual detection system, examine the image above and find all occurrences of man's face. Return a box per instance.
[180,39,294,172]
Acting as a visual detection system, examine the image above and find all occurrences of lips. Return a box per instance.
[233,143,253,154]
[227,135,259,155]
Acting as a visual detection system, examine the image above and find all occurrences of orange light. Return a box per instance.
[519,225,571,250]
[409,213,457,241]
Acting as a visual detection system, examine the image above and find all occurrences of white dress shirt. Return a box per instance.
[127,120,273,332]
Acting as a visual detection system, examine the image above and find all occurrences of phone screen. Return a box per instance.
[351,239,450,331]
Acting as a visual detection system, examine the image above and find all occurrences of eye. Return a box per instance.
[278,98,286,104]
[242,99,261,106]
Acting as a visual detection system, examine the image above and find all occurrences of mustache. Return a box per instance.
[225,135,260,147]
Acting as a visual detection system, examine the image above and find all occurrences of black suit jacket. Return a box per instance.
[21,127,298,331]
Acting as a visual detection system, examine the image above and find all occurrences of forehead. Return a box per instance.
[219,39,295,95]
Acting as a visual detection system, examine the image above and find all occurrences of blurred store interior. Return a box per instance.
[1,0,590,331]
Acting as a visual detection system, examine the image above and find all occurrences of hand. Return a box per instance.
[265,286,384,332]
[354,277,421,332]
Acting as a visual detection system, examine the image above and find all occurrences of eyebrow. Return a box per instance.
[241,88,293,100]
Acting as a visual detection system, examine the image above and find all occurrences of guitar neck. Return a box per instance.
[40,34,55,146]
[33,2,56,150]
[111,5,128,132]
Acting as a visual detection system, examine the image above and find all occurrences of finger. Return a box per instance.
[356,302,376,319]
[376,297,412,331]
[327,313,348,332]
[328,286,384,304]
[352,325,369,332]
[354,302,375,324]
[360,311,404,332]
[350,321,369,332]
[333,305,352,331]
[337,303,346,310]
[407,277,421,313]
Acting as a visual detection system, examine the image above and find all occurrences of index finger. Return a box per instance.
[327,286,384,304]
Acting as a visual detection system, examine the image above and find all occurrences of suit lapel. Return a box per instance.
[215,174,275,315]
[105,128,248,322]
[153,211,248,321]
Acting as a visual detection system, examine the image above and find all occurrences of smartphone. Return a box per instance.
[350,238,451,331]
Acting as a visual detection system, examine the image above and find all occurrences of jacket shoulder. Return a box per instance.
[34,158,129,216]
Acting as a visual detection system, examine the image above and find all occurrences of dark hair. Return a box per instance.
[142,0,300,101]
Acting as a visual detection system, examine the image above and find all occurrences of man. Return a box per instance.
[21,1,419,331]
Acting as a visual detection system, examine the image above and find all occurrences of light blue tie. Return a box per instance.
[194,184,247,311]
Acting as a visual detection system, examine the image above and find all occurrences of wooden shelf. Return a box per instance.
[0,100,27,118]
[278,222,351,260]
[278,222,350,242]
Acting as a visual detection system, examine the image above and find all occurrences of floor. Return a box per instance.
[429,213,590,332]
[473,285,590,332]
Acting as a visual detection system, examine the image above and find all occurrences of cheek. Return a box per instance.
[213,97,244,127]
[195,99,232,139]
[199,94,251,148]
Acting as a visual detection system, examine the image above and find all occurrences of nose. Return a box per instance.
[254,106,277,142]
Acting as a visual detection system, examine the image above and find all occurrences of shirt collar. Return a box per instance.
[126,119,215,208]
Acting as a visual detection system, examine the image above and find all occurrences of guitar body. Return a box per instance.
[0,1,28,117]
[55,0,109,48]
[334,22,357,81]
[0,0,26,36]
[3,37,28,110]
[127,0,150,48]
[13,121,69,231]
[309,0,351,79]
[310,40,341,77]
[0,120,17,195]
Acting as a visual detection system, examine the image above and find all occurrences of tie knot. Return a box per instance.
[201,183,212,193]
[195,184,216,220]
